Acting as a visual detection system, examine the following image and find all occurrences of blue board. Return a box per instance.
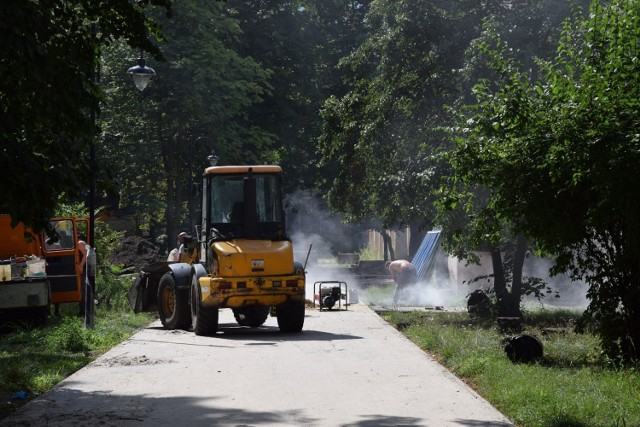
[411,230,441,282]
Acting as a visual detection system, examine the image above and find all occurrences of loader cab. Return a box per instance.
[201,165,287,244]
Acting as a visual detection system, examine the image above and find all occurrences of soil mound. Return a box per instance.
[109,236,165,271]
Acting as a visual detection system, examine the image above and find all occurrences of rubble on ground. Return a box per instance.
[108,236,166,272]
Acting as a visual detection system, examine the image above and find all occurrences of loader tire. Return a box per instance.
[233,306,270,327]
[191,279,218,336]
[276,300,305,333]
[157,273,191,330]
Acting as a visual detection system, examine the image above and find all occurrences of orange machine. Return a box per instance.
[0,214,88,322]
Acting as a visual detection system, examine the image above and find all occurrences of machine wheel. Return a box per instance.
[157,273,191,330]
[233,305,270,327]
[190,278,219,336]
[276,300,305,332]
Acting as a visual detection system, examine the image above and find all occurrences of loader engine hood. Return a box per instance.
[212,239,294,277]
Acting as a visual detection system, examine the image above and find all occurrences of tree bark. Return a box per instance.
[381,230,395,261]
[491,246,523,318]
[510,233,528,316]
[408,223,427,260]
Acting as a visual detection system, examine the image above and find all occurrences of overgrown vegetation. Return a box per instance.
[0,310,154,420]
[360,286,640,426]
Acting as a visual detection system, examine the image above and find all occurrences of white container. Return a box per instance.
[0,263,10,282]
[26,258,46,277]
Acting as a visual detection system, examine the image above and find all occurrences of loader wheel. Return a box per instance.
[190,278,219,336]
[157,273,191,330]
[233,306,270,327]
[276,300,305,332]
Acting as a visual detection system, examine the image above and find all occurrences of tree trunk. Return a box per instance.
[622,258,640,361]
[381,230,395,261]
[509,233,528,317]
[491,246,522,318]
[165,187,182,254]
[408,223,427,259]
[160,120,185,253]
[629,290,640,361]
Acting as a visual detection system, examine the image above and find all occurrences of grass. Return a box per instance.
[3,279,639,426]
[366,285,640,427]
[0,304,155,420]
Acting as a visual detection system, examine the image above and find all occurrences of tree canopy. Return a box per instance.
[99,0,273,240]
[0,0,172,232]
[317,0,578,229]
[445,0,640,361]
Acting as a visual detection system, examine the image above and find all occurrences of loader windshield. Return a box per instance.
[208,173,285,240]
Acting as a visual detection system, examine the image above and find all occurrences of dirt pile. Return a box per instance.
[108,236,166,271]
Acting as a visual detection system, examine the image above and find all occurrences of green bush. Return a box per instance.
[96,271,133,312]
[45,317,90,353]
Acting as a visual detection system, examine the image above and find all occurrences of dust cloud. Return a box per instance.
[291,235,364,304]
[522,256,589,309]
[286,193,363,303]
[285,189,589,310]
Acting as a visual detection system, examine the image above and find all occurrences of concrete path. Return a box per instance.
[1,304,512,426]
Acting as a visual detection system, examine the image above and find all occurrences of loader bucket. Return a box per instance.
[127,261,173,313]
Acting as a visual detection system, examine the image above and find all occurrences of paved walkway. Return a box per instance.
[2,304,512,426]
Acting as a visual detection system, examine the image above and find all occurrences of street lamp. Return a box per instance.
[190,136,218,231]
[207,153,220,166]
[127,51,156,91]
[85,22,100,329]
[93,48,154,247]
[85,48,156,328]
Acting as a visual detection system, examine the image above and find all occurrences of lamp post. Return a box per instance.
[127,50,156,91]
[84,48,155,329]
[189,136,218,231]
[84,22,105,329]
[92,50,153,252]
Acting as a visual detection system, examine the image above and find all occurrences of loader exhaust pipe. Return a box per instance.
[243,169,258,238]
[304,244,313,270]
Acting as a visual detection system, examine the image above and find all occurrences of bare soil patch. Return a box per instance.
[108,236,165,271]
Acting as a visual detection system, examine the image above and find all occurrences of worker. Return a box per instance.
[56,235,89,317]
[76,235,89,317]
[386,259,417,305]
[177,232,187,257]
[78,236,88,273]
[167,232,187,262]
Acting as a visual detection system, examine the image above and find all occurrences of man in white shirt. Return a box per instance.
[167,232,187,261]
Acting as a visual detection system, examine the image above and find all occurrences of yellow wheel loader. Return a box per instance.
[128,165,306,335]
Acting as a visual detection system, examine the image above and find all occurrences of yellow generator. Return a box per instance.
[129,165,306,336]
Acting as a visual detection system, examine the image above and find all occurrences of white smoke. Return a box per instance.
[290,231,348,302]
[389,276,468,309]
[286,190,367,304]
[522,256,589,309]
